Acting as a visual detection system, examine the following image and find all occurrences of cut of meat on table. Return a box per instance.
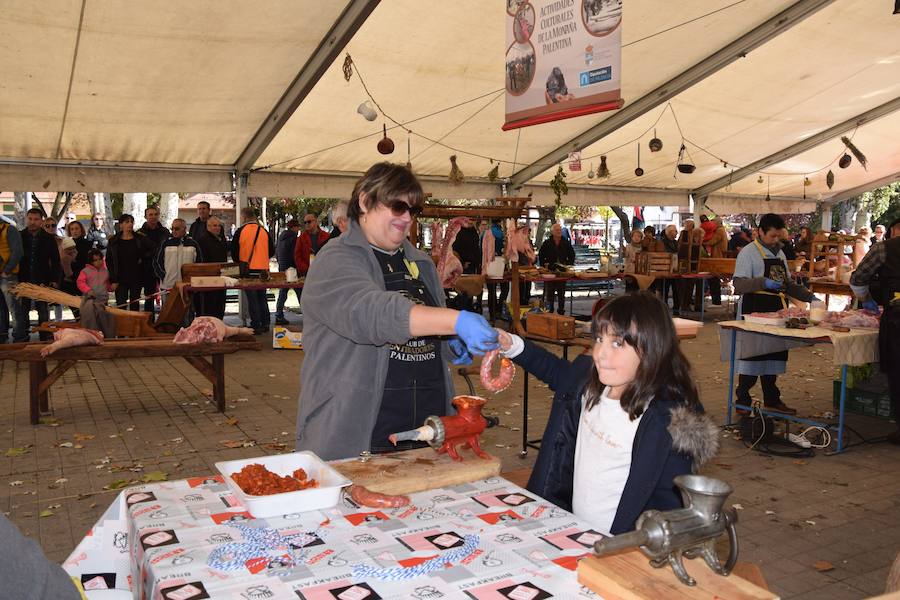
[821,310,880,329]
[40,328,104,357]
[173,317,254,344]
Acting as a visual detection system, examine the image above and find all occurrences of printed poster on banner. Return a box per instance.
[504,0,623,130]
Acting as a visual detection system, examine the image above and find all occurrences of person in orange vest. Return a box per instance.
[230,207,274,334]
[0,220,23,343]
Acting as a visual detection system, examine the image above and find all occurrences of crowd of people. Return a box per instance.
[0,199,357,340]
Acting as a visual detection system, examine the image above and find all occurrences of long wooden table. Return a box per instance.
[0,336,261,424]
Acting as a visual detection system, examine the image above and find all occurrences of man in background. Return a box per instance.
[538,223,575,314]
[16,209,61,341]
[231,207,274,334]
[275,218,301,325]
[329,201,349,240]
[189,200,211,240]
[138,205,170,317]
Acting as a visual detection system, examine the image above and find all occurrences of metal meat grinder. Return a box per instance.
[591,474,739,586]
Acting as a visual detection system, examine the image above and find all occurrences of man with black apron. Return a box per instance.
[850,217,900,444]
[369,246,446,452]
[733,213,820,415]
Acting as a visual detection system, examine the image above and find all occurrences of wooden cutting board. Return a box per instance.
[578,552,778,600]
[329,447,501,495]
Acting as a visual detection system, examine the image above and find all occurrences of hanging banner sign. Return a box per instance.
[503,0,623,131]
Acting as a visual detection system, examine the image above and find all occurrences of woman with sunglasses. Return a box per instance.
[296,162,499,461]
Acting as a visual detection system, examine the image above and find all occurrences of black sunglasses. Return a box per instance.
[385,199,422,218]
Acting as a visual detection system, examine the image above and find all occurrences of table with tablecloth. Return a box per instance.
[63,474,603,599]
[718,320,880,453]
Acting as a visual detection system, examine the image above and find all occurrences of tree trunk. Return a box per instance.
[610,206,630,255]
[123,193,148,227]
[838,199,857,232]
[158,193,179,228]
[91,193,114,233]
[13,192,28,227]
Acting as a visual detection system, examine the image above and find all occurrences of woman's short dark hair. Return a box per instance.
[348,163,424,223]
[67,221,86,238]
[118,213,134,225]
[585,291,700,418]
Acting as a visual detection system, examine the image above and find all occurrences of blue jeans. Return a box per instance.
[275,287,301,318]
[244,289,269,331]
[15,297,49,342]
[0,275,18,343]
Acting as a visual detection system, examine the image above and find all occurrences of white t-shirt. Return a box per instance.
[572,389,642,535]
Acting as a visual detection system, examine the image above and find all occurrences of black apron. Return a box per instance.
[370,248,446,452]
[741,241,789,363]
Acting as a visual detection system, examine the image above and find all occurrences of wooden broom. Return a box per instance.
[11,283,139,318]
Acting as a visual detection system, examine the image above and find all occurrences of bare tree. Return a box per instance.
[123,193,148,227]
[158,193,179,228]
[13,192,28,227]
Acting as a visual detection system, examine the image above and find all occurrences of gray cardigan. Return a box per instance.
[296,219,455,460]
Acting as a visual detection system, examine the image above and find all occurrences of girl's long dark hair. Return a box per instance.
[585,291,700,419]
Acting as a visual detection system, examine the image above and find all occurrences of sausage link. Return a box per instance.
[349,484,411,508]
[480,349,515,393]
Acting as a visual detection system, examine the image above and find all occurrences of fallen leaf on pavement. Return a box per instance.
[9,481,23,486]
[103,479,135,491]
[5,447,29,457]
[732,504,744,510]
[264,443,288,452]
[220,440,255,448]
[141,471,168,483]
[38,510,54,518]
[813,560,834,572]
[200,388,213,397]
[57,442,74,448]
[38,417,62,426]
[805,520,816,526]
[224,417,239,426]
[793,459,807,465]
[74,433,95,441]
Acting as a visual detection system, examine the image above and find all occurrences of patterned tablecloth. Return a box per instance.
[718,320,879,366]
[63,475,603,599]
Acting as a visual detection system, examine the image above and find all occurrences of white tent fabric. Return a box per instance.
[0,0,898,213]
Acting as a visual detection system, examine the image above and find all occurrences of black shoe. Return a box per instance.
[886,431,900,445]
[765,402,797,416]
[274,317,289,325]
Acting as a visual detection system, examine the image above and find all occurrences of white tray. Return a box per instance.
[215,451,351,518]
[743,314,785,327]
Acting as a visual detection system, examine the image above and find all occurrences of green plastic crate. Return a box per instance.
[833,381,894,420]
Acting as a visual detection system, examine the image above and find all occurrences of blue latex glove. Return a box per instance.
[454,311,499,355]
[448,337,473,365]
[763,278,783,291]
[861,299,879,312]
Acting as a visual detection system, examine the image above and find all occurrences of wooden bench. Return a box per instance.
[0,336,260,424]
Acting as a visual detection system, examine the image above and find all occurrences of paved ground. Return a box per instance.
[1,294,897,598]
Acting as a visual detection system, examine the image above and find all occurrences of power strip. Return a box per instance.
[788,433,812,448]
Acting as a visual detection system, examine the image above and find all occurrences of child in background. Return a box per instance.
[496,291,718,534]
[76,249,112,300]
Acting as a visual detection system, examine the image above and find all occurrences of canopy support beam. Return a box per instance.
[821,171,900,205]
[233,0,381,174]
[693,96,900,200]
[508,0,836,189]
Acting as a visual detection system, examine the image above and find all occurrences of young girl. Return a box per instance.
[496,291,718,535]
[76,249,112,299]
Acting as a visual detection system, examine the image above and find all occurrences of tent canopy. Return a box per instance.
[1,0,898,214]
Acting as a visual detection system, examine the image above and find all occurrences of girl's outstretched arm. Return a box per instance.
[497,329,581,392]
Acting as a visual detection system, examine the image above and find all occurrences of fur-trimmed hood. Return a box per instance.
[667,405,720,467]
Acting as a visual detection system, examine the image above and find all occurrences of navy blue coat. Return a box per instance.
[275,229,298,271]
[517,341,718,534]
